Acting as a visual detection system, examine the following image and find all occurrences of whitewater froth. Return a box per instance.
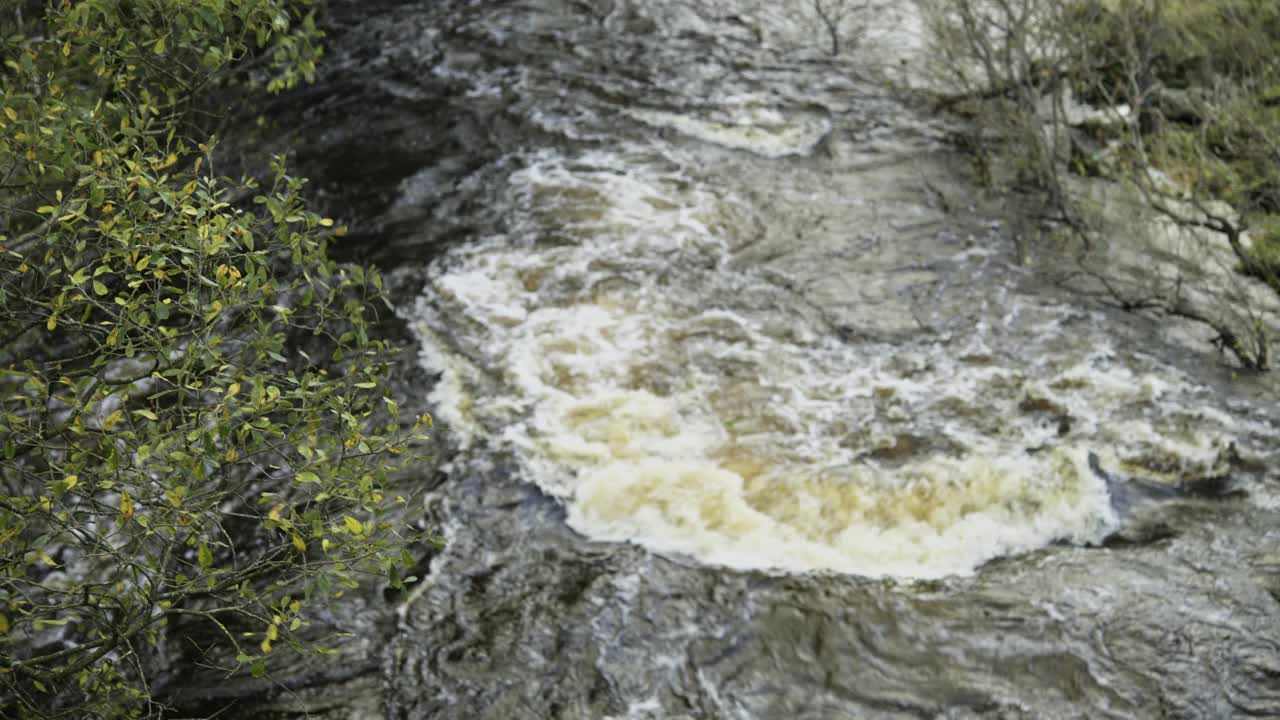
[408,146,1254,578]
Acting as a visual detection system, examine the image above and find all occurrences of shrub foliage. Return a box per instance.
[920,0,1280,369]
[0,2,430,716]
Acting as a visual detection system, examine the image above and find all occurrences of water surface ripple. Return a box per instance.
[263,0,1280,716]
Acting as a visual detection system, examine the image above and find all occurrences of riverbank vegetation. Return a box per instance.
[920,0,1280,370]
[0,2,430,717]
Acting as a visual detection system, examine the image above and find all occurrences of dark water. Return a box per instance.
[221,1,1280,717]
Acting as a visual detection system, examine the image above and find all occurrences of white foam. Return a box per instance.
[570,449,1112,578]
[627,107,830,159]
[409,147,1243,579]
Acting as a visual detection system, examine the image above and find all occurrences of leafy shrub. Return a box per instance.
[0,2,432,717]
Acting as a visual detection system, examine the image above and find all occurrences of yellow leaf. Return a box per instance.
[153,37,166,55]
[266,624,278,641]
[0,614,8,635]
[342,516,363,534]
[291,533,306,553]
[120,493,134,523]
[260,638,272,654]
[45,315,56,331]
[3,107,15,121]
[165,486,186,508]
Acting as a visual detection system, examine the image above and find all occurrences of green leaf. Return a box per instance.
[0,5,416,712]
[165,486,187,508]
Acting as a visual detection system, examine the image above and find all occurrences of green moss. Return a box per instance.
[1079,0,1280,87]
[1074,0,1280,293]
[1249,215,1280,273]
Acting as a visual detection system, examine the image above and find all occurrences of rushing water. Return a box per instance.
[404,0,1255,580]
[243,0,1280,717]
[415,145,1133,579]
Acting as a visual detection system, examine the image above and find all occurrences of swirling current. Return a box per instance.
[227,0,1280,717]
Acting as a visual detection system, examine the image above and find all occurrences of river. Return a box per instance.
[245,0,1280,717]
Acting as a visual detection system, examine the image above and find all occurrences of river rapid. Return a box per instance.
[246,0,1280,717]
